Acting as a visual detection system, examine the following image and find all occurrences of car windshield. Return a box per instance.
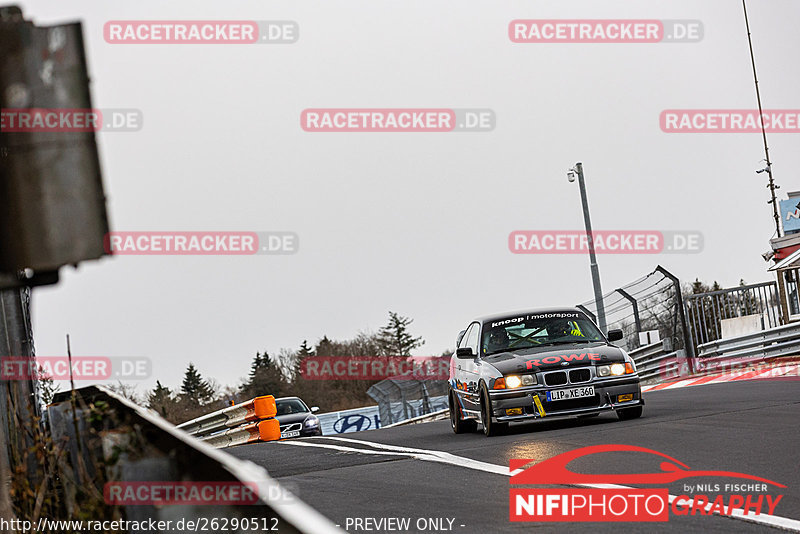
[276,399,309,415]
[482,312,605,355]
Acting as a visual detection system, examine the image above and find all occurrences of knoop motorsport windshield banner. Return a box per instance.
[510,445,785,523]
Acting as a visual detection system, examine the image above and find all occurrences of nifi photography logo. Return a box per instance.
[510,445,784,523]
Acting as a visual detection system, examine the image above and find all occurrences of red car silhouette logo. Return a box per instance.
[510,444,784,487]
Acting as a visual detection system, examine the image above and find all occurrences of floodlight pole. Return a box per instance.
[572,163,607,334]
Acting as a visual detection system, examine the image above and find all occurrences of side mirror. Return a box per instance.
[456,347,475,359]
[311,406,320,413]
[607,329,624,342]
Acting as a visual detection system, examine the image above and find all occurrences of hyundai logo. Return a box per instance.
[334,414,372,433]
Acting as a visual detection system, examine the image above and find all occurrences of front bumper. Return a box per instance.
[489,375,643,422]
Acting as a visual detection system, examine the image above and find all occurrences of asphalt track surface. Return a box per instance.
[229,379,800,533]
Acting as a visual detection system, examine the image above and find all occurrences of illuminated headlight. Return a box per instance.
[505,375,522,388]
[303,416,319,428]
[597,363,634,377]
[610,363,626,376]
[504,375,536,389]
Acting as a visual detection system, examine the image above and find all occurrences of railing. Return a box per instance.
[382,409,449,428]
[48,386,342,533]
[695,321,800,369]
[629,339,681,382]
[201,419,281,448]
[685,281,781,350]
[176,395,281,448]
[177,395,277,436]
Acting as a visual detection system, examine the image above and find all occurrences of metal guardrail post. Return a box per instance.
[656,265,694,371]
[615,288,641,345]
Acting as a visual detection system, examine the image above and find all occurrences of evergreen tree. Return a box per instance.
[241,352,286,398]
[181,363,214,405]
[376,311,424,356]
[298,340,314,357]
[148,380,175,417]
[315,335,333,356]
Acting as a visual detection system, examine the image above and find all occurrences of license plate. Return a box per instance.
[546,386,595,402]
[280,430,300,438]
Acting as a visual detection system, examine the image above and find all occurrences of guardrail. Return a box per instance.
[48,386,343,533]
[695,321,800,368]
[382,409,449,428]
[177,395,277,437]
[629,339,677,381]
[201,419,281,449]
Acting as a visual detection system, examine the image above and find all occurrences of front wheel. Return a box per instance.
[449,391,477,434]
[480,385,508,437]
[617,406,643,421]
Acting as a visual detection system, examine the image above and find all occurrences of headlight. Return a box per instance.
[610,363,626,376]
[521,374,536,386]
[597,363,635,377]
[303,416,319,428]
[505,375,522,388]
[503,375,536,389]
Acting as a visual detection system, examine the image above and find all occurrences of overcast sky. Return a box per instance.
[21,0,800,395]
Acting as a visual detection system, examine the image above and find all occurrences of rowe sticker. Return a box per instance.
[525,352,600,369]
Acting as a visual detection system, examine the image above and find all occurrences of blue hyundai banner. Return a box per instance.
[780,199,800,234]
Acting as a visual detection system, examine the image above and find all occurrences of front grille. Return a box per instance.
[280,423,302,432]
[544,372,567,386]
[569,368,591,383]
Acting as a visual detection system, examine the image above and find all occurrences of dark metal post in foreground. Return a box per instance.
[616,288,641,344]
[656,265,694,373]
[572,163,607,334]
[742,0,781,237]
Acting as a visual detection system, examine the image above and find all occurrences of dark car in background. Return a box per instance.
[275,396,322,438]
[449,308,643,437]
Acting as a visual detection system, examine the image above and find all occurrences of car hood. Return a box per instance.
[482,343,625,374]
[275,412,311,425]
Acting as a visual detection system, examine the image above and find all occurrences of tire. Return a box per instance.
[617,406,643,421]
[449,391,477,434]
[480,385,508,437]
